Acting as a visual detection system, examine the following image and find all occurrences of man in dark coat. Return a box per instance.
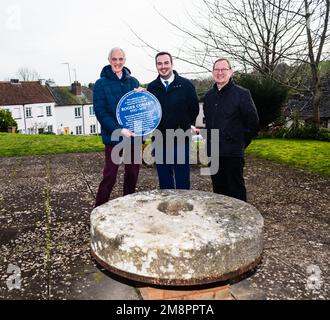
[93,47,141,207]
[203,58,259,201]
[147,52,199,189]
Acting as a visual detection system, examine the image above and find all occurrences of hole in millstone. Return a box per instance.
[157,200,194,216]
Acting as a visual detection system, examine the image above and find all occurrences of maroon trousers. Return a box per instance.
[95,144,140,207]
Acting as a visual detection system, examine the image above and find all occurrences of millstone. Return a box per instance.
[90,190,264,286]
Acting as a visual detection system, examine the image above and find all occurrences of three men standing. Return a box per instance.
[93,48,258,206]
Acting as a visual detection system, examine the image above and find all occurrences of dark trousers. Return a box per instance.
[211,157,247,202]
[95,144,140,207]
[156,143,190,189]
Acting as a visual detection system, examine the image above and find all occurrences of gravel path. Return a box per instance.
[0,153,329,300]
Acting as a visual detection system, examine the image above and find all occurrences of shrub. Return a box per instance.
[236,74,288,130]
[41,132,56,135]
[0,110,17,132]
[318,128,330,141]
[259,119,330,141]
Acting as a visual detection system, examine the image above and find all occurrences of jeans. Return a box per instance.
[155,143,190,189]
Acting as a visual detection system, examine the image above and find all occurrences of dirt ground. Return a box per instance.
[0,152,329,300]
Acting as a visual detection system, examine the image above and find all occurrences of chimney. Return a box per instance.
[71,81,82,96]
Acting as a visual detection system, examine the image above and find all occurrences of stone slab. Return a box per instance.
[91,190,264,285]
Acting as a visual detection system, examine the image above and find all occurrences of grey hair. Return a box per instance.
[213,58,232,70]
[108,47,126,59]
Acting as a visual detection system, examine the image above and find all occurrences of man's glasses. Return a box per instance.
[213,68,230,73]
[111,57,125,62]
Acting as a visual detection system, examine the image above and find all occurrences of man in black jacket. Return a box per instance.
[147,52,199,189]
[203,58,259,201]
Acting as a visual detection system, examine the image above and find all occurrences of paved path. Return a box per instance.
[0,153,329,299]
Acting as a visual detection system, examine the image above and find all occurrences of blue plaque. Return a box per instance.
[116,91,162,136]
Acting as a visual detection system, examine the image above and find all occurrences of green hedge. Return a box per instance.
[236,74,288,130]
[259,125,330,142]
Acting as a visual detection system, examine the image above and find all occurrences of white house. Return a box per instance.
[47,81,100,135]
[0,80,56,134]
[0,79,100,135]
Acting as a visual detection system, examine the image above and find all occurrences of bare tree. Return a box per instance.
[133,0,330,126]
[266,0,330,126]
[138,0,308,76]
[303,0,330,127]
[16,67,40,81]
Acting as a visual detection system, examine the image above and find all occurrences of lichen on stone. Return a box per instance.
[91,190,264,282]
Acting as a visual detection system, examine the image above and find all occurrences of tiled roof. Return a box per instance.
[47,86,93,106]
[81,87,93,103]
[285,97,330,119]
[0,81,54,106]
[284,75,330,119]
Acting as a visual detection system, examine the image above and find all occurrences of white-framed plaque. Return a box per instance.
[116,91,162,136]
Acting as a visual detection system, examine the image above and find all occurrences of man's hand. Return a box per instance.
[134,86,146,92]
[191,125,200,134]
[121,128,135,138]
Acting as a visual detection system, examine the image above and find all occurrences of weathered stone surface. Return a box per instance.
[90,190,264,285]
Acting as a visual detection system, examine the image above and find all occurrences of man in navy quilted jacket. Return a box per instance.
[93,47,141,207]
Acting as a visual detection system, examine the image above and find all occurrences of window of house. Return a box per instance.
[89,106,95,116]
[37,106,44,117]
[47,125,53,133]
[46,105,52,116]
[75,107,82,118]
[26,107,32,118]
[13,108,21,119]
[76,125,82,135]
[90,124,96,134]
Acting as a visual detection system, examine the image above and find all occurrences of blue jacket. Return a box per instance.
[93,65,139,145]
[203,79,259,157]
[147,71,199,135]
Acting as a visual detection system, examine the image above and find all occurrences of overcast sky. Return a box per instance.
[0,0,203,86]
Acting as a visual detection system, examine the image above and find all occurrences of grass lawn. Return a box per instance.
[0,133,104,157]
[246,138,330,176]
[0,133,329,176]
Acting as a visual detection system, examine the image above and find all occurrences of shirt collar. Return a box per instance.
[160,72,175,87]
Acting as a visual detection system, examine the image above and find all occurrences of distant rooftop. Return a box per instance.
[0,80,54,106]
[47,85,93,106]
[285,75,330,119]
[0,80,93,106]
